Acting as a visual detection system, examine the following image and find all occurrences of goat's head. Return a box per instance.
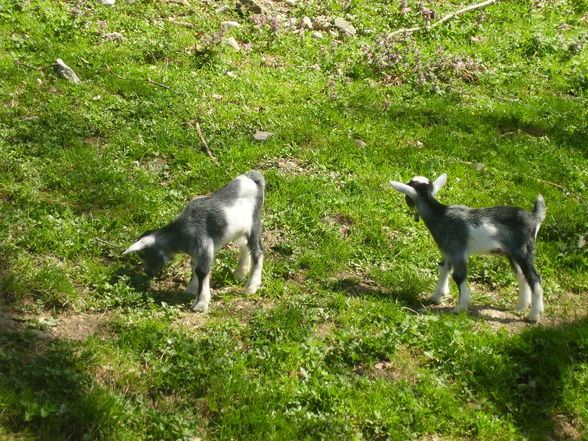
[122,231,169,277]
[389,174,447,221]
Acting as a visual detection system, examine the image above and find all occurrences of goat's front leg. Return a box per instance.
[452,259,471,313]
[190,270,211,313]
[185,257,200,296]
[430,257,452,304]
[189,251,213,313]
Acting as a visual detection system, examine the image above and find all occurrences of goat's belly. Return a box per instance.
[466,223,503,255]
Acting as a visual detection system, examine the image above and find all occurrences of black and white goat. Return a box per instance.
[123,170,265,313]
[389,174,547,322]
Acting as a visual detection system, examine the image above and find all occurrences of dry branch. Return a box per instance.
[388,0,501,38]
[194,122,220,166]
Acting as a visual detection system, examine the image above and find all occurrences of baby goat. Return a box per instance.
[123,170,265,313]
[389,174,546,322]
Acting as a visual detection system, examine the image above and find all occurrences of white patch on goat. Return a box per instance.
[411,176,430,184]
[466,222,503,256]
[219,177,257,250]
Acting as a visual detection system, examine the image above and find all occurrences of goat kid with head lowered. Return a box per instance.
[123,170,265,313]
[389,174,546,322]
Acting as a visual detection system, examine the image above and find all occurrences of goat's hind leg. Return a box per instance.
[430,257,452,305]
[233,236,251,281]
[244,232,264,295]
[508,256,531,311]
[517,257,543,323]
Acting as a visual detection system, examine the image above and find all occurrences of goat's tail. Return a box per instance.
[246,170,265,191]
[533,195,546,223]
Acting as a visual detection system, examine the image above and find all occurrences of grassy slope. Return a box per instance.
[1,0,587,440]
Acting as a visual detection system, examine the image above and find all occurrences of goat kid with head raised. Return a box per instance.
[123,170,265,313]
[389,174,546,322]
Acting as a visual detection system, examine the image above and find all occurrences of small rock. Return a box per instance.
[225,37,240,51]
[253,130,274,141]
[104,31,124,41]
[215,5,230,14]
[96,0,115,4]
[221,21,241,29]
[36,78,43,85]
[333,17,356,36]
[236,0,263,15]
[301,16,313,29]
[355,139,367,148]
[212,94,223,100]
[55,59,81,84]
[226,70,237,78]
[313,16,332,31]
[284,0,296,6]
[311,31,323,39]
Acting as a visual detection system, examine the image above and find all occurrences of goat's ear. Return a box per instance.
[122,235,155,255]
[389,180,418,199]
[432,173,447,196]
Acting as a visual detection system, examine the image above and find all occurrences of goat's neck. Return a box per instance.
[415,193,446,226]
[155,222,186,255]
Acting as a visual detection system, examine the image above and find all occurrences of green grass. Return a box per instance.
[1,0,587,440]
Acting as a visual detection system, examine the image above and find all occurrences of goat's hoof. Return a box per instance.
[453,305,469,314]
[429,295,445,305]
[527,312,541,323]
[516,302,530,311]
[233,270,248,281]
[244,285,259,296]
[191,302,209,313]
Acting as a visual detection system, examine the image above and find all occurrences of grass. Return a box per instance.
[1,0,587,440]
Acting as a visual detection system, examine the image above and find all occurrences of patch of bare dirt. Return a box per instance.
[265,157,313,176]
[366,345,423,383]
[551,414,582,441]
[325,213,354,238]
[51,312,112,340]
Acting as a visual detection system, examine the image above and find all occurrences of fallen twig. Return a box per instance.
[95,238,122,249]
[388,0,501,38]
[195,122,220,166]
[145,78,170,89]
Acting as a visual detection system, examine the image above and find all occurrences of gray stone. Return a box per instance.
[334,17,356,36]
[225,37,240,51]
[313,16,331,31]
[253,131,274,141]
[301,16,313,30]
[221,21,241,29]
[104,31,124,41]
[311,31,323,39]
[55,59,81,84]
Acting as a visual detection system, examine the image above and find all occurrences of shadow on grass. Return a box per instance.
[466,316,588,440]
[329,277,423,309]
[0,322,125,440]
